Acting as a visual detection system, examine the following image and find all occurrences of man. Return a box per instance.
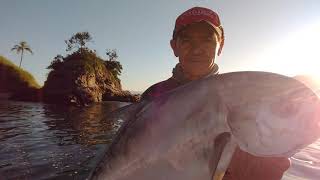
[141,6,290,180]
[141,6,223,100]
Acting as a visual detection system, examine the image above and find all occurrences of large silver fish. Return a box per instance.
[89,71,320,180]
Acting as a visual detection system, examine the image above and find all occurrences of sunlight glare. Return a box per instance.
[256,22,320,79]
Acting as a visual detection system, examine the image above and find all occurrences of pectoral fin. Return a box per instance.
[209,132,231,180]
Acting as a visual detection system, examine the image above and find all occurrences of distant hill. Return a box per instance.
[0,55,40,93]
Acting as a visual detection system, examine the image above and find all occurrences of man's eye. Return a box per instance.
[181,38,190,42]
[205,37,214,42]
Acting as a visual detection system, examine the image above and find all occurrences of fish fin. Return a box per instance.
[214,138,237,177]
[213,173,225,180]
[106,100,150,123]
[209,132,231,180]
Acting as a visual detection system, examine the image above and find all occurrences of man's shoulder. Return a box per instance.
[141,78,180,100]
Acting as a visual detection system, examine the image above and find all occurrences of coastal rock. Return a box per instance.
[43,50,139,106]
[103,88,140,102]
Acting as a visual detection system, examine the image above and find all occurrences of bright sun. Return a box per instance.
[256,21,320,80]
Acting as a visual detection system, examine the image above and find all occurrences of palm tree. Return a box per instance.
[11,41,33,68]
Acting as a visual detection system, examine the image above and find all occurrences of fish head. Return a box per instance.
[226,78,320,157]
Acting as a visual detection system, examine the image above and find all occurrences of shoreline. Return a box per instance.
[0,92,12,99]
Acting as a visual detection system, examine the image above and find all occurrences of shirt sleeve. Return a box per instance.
[140,83,159,101]
[222,147,290,180]
[141,78,180,101]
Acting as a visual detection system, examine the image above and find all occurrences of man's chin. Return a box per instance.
[185,70,212,79]
[188,59,207,63]
[186,65,211,72]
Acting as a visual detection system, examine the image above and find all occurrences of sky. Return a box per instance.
[1,0,320,91]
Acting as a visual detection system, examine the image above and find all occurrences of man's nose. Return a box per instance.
[190,40,204,55]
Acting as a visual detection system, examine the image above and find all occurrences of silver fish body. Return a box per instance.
[90,71,320,180]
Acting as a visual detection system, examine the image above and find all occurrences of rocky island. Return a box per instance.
[43,48,139,106]
[1,32,140,105]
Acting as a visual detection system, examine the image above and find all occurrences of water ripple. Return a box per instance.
[0,100,129,180]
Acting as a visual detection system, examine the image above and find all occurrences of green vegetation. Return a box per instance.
[0,56,40,92]
[11,41,33,68]
[48,48,107,74]
[47,32,123,82]
[65,31,92,54]
[105,49,122,81]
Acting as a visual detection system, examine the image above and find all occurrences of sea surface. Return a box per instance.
[0,100,319,180]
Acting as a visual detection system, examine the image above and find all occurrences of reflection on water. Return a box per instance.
[0,100,129,180]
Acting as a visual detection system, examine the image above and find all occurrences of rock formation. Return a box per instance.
[43,49,139,106]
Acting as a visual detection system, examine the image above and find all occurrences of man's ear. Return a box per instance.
[170,39,179,57]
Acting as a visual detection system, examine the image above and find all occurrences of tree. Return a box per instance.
[65,32,93,53]
[106,49,118,61]
[11,41,33,68]
[105,61,123,77]
[47,54,64,70]
[105,49,122,77]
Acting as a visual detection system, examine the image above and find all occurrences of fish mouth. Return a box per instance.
[209,132,231,179]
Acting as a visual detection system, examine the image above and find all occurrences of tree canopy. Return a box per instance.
[105,49,122,77]
[47,55,64,70]
[48,32,123,81]
[106,49,118,61]
[65,31,92,52]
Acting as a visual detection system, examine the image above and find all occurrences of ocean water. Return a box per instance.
[0,100,129,180]
[0,100,319,180]
[283,140,320,180]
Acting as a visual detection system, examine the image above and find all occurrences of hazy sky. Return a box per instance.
[1,0,320,91]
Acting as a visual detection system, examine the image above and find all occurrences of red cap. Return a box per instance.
[173,7,224,55]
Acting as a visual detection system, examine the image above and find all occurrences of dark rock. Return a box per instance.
[103,89,140,102]
[43,50,137,106]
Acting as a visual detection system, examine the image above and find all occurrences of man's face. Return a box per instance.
[171,22,219,80]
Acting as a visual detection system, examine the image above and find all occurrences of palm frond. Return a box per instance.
[25,47,33,54]
[11,46,22,53]
[11,45,19,51]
